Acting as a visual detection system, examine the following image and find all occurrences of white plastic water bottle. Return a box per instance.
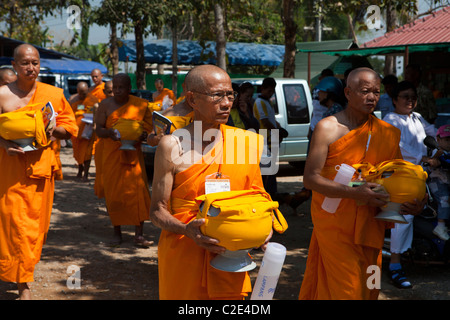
[250,242,286,300]
[321,163,356,213]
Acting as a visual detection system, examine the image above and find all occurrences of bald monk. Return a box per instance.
[150,65,270,300]
[89,68,107,101]
[95,73,153,247]
[299,68,426,300]
[152,78,175,110]
[69,81,99,181]
[93,80,113,198]
[0,44,77,299]
[0,68,17,86]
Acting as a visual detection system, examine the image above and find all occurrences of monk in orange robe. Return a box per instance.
[95,73,153,247]
[299,68,426,300]
[150,65,272,300]
[89,68,107,101]
[93,80,114,198]
[69,81,99,181]
[152,78,175,110]
[0,44,78,299]
[146,99,194,147]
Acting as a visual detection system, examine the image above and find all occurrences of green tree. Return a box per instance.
[0,0,70,46]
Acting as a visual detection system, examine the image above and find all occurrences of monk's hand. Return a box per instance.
[354,182,390,207]
[259,228,273,251]
[185,218,226,254]
[108,128,121,141]
[0,138,24,156]
[400,194,428,216]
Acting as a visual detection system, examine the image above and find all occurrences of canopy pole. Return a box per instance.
[308,52,311,88]
[404,46,409,68]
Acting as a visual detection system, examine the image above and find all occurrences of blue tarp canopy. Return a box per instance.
[0,56,108,74]
[118,39,285,66]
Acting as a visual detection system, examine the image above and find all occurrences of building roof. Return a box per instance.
[271,39,357,80]
[363,6,450,47]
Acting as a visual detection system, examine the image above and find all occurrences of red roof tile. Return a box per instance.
[363,6,450,47]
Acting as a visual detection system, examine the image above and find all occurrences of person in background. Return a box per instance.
[228,82,259,131]
[0,68,17,86]
[404,64,437,124]
[377,74,398,119]
[383,80,436,289]
[95,73,153,248]
[152,78,176,110]
[421,124,450,241]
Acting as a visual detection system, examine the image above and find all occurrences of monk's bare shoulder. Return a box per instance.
[315,116,341,145]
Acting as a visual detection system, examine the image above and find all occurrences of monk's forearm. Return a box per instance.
[304,173,355,199]
[52,126,72,140]
[96,127,118,140]
[150,206,187,235]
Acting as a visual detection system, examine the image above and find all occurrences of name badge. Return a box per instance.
[205,172,230,194]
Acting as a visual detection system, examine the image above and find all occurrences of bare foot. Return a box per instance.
[134,236,154,248]
[17,283,31,300]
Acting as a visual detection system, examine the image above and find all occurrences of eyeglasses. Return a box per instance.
[398,94,417,101]
[350,88,381,97]
[190,90,238,103]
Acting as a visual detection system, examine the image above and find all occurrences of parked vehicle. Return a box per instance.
[232,78,314,167]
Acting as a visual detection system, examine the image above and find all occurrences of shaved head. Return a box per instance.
[11,43,40,83]
[185,65,229,92]
[0,68,17,86]
[103,80,113,97]
[91,68,103,86]
[77,81,89,91]
[346,67,380,89]
[13,44,39,61]
[113,73,131,87]
[77,81,89,99]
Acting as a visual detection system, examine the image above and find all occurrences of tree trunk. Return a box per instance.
[134,18,146,90]
[214,2,227,71]
[156,28,164,75]
[282,0,297,78]
[109,22,119,75]
[171,19,178,98]
[384,4,397,76]
[347,13,358,45]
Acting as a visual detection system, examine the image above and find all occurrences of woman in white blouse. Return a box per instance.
[382,80,437,289]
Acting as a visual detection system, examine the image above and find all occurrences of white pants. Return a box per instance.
[390,214,415,254]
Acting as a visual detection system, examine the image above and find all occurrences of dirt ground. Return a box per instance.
[1,146,449,300]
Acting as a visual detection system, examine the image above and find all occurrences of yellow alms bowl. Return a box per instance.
[199,204,274,252]
[113,118,143,141]
[377,170,427,204]
[0,111,36,140]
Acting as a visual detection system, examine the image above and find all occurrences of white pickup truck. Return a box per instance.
[232,78,314,167]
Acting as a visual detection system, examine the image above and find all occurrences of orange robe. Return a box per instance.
[153,88,175,106]
[299,115,402,300]
[158,124,266,300]
[99,95,152,226]
[166,111,194,133]
[0,82,78,283]
[70,93,99,166]
[89,82,106,101]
